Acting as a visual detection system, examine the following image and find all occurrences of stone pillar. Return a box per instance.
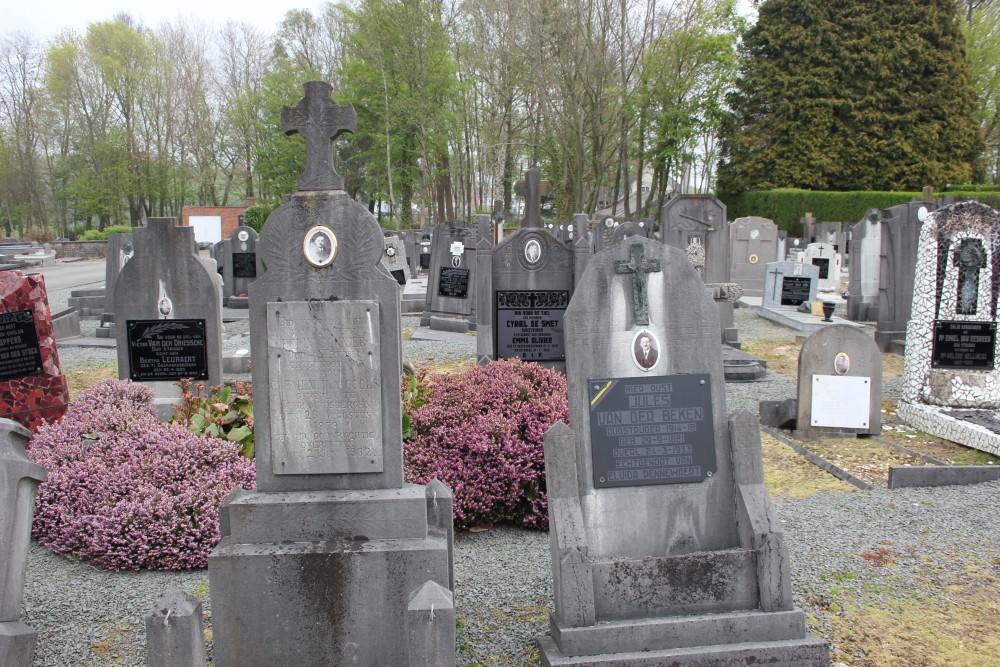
[145,588,207,667]
[406,581,455,667]
[0,418,47,667]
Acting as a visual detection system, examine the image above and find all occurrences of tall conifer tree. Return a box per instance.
[718,0,982,194]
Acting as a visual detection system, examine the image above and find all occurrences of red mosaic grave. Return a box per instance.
[0,271,70,432]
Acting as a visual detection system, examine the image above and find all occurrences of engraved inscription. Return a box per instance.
[267,301,383,475]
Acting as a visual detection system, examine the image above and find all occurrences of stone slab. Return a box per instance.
[538,635,830,666]
[222,349,251,374]
[888,464,1000,488]
[896,401,1000,457]
[429,314,471,333]
[209,537,450,667]
[0,621,38,667]
[226,486,431,542]
[549,608,807,657]
[758,306,867,334]
[51,308,81,341]
[409,326,474,343]
[721,345,767,383]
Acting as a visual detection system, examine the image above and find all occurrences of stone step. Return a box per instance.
[538,635,829,667]
[69,288,105,298]
[549,609,808,657]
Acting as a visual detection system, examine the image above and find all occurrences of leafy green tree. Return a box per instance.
[718,0,983,194]
[966,1,1000,182]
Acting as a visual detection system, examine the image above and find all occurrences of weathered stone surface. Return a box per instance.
[729,216,779,297]
[406,580,455,667]
[762,261,819,310]
[420,220,477,328]
[888,464,1000,488]
[144,588,207,667]
[876,200,934,350]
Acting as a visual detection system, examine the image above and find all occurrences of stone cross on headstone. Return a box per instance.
[281,80,357,191]
[615,242,661,325]
[768,266,783,301]
[522,168,542,229]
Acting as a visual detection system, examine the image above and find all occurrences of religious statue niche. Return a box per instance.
[953,238,987,316]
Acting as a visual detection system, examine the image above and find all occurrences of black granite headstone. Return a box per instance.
[780,276,812,306]
[811,257,830,280]
[232,252,258,278]
[589,373,716,489]
[126,319,209,381]
[437,267,470,298]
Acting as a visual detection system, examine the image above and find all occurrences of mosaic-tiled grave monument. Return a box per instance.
[0,271,69,432]
[0,419,47,666]
[793,324,882,439]
[208,81,454,666]
[477,169,574,371]
[537,234,828,664]
[114,218,223,418]
[898,202,1000,456]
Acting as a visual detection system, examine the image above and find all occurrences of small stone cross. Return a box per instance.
[281,81,357,191]
[522,169,542,229]
[769,266,783,300]
[615,243,661,325]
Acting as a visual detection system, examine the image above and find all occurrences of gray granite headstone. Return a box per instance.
[103,232,134,315]
[762,261,819,310]
[381,234,410,285]
[113,217,223,417]
[847,209,883,322]
[794,325,882,439]
[419,220,477,332]
[208,81,453,667]
[537,236,828,664]
[223,226,263,301]
[660,194,737,344]
[477,170,574,370]
[0,419,46,667]
[729,216,779,297]
[875,200,935,351]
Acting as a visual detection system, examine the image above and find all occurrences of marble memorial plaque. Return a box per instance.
[0,309,43,381]
[495,290,568,361]
[810,375,871,428]
[232,252,258,278]
[126,319,209,381]
[267,301,383,475]
[589,373,715,488]
[781,276,812,306]
[931,321,996,370]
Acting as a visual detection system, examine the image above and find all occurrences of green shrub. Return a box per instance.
[243,204,273,233]
[101,224,132,238]
[172,379,255,459]
[78,229,104,241]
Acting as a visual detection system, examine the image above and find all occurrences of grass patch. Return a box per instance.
[801,437,927,487]
[407,357,476,375]
[742,339,802,377]
[761,431,855,498]
[882,351,904,378]
[815,557,1000,666]
[63,365,118,396]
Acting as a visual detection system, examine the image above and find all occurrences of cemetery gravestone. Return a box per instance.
[208,81,454,666]
[418,232,432,270]
[793,325,882,439]
[660,194,739,345]
[762,261,820,310]
[477,169,574,370]
[804,216,846,254]
[0,419,47,667]
[381,234,411,285]
[875,200,935,351]
[590,215,620,254]
[538,235,828,664]
[847,209,882,322]
[103,231,134,316]
[804,242,842,292]
[113,218,223,417]
[420,220,477,332]
[0,271,69,432]
[729,216,779,297]
[898,202,1000,456]
[223,226,263,306]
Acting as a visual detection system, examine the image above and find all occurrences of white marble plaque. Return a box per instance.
[810,375,871,429]
[267,301,383,474]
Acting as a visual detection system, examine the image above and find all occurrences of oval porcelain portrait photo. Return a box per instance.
[303,226,337,267]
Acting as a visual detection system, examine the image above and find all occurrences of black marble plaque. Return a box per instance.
[438,267,470,298]
[232,252,257,278]
[780,276,812,306]
[495,290,569,361]
[932,320,996,370]
[419,253,431,269]
[811,257,830,279]
[0,309,43,381]
[127,319,209,381]
[589,374,716,488]
[390,269,407,285]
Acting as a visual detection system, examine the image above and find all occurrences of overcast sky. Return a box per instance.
[6,0,297,42]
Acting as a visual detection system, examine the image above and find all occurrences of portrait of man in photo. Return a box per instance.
[633,330,659,370]
[304,227,336,267]
[834,352,850,375]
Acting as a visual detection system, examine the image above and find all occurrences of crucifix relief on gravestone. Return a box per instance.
[615,242,661,325]
[281,80,357,191]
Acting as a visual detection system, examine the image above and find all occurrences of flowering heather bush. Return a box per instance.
[402,358,568,530]
[28,379,256,571]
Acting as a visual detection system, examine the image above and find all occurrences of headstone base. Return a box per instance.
[897,402,1000,457]
[538,609,829,666]
[208,485,453,667]
[0,621,39,667]
[225,296,249,309]
[758,306,865,335]
[428,315,472,333]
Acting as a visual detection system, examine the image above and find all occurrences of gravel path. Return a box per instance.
[19,297,998,665]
